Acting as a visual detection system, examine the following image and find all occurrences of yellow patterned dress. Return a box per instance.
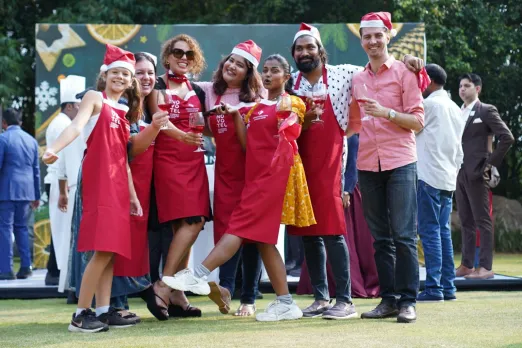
[280,96,316,227]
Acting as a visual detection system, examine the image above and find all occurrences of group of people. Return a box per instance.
[0,9,503,334]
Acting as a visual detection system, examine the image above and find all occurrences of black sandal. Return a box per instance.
[139,285,169,321]
[168,304,202,318]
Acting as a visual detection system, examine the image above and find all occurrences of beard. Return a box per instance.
[295,56,321,73]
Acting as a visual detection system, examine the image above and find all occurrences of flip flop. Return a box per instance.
[208,282,231,314]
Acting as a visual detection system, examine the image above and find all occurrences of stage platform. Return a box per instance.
[1,268,522,300]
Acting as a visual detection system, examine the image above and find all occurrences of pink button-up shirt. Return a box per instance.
[349,56,424,172]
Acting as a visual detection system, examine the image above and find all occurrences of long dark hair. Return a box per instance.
[264,54,295,96]
[212,54,263,103]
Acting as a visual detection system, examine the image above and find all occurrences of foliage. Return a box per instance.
[2,0,521,198]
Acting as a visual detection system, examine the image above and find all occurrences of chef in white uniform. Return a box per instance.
[44,75,85,289]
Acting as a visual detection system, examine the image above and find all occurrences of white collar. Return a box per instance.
[462,98,479,111]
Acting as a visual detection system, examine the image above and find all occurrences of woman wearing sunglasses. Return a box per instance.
[193,40,265,317]
[147,34,209,318]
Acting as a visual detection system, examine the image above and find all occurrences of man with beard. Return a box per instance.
[287,22,424,320]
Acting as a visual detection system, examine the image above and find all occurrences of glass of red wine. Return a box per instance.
[353,84,369,105]
[189,112,205,152]
[157,90,172,130]
[311,84,327,123]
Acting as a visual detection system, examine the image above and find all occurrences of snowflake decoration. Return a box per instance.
[35,81,58,112]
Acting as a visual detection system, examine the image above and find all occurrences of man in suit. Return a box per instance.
[0,108,41,280]
[455,73,514,280]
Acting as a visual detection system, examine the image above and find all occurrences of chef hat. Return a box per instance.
[360,12,397,37]
[60,75,86,104]
[99,44,136,75]
[293,23,322,44]
[231,40,262,68]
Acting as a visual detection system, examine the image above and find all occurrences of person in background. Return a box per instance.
[416,64,465,302]
[455,73,514,280]
[0,108,40,280]
[45,75,86,287]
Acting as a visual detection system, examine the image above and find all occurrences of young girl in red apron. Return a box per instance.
[147,34,209,317]
[43,44,143,333]
[164,55,314,322]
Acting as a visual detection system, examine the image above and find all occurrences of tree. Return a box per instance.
[394,0,522,200]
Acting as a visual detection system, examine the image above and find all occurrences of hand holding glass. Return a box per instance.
[156,90,173,130]
[189,112,205,152]
[311,85,327,123]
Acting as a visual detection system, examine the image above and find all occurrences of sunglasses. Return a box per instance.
[171,48,195,61]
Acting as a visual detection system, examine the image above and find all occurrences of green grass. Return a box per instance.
[1,293,522,348]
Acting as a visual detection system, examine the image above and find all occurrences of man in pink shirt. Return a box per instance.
[347,12,424,324]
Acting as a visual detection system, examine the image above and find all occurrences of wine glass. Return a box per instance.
[189,112,205,152]
[311,84,327,123]
[156,90,173,130]
[353,84,368,105]
[275,94,293,137]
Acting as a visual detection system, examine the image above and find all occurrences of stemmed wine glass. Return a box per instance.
[353,84,369,105]
[311,84,327,123]
[189,112,205,152]
[156,90,173,130]
[275,94,293,137]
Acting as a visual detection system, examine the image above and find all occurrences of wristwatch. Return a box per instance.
[388,109,397,120]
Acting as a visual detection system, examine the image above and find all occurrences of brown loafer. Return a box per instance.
[397,306,416,323]
[455,265,474,277]
[208,282,231,314]
[464,267,494,280]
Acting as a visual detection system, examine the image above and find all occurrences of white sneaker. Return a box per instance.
[256,300,303,322]
[162,269,210,295]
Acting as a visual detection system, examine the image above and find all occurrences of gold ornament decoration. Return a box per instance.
[389,23,425,61]
[36,24,86,72]
[33,219,51,269]
[87,24,141,46]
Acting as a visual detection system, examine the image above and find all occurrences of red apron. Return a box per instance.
[287,70,346,236]
[226,101,291,245]
[114,119,154,276]
[153,84,210,223]
[78,92,131,259]
[208,96,256,243]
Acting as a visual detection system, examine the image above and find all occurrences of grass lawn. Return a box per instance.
[1,292,522,348]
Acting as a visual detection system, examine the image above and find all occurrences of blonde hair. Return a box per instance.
[160,34,206,76]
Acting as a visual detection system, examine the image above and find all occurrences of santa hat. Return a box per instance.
[231,40,262,68]
[360,12,397,37]
[100,44,136,75]
[293,23,322,44]
[141,52,157,67]
[60,75,86,104]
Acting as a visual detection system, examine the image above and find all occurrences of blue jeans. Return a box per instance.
[358,162,419,308]
[219,243,261,304]
[0,201,32,273]
[417,180,456,297]
[302,235,352,303]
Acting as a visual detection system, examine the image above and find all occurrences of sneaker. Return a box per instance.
[302,300,333,318]
[68,309,109,333]
[97,307,137,328]
[417,291,444,302]
[361,301,399,319]
[322,302,358,320]
[256,300,303,322]
[444,294,457,301]
[162,269,210,295]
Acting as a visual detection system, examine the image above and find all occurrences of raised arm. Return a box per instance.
[43,90,99,164]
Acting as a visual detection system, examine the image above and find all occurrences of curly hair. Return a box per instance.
[160,34,206,76]
[212,54,263,103]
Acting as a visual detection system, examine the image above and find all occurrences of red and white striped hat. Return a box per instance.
[360,12,397,37]
[100,44,136,75]
[231,40,262,68]
[294,23,322,44]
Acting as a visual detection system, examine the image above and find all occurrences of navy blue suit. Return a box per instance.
[0,125,41,273]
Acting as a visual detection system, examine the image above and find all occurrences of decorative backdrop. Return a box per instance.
[33,23,425,267]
